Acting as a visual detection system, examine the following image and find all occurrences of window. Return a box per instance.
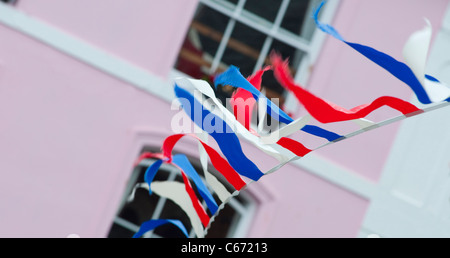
[175,0,325,110]
[108,149,255,238]
[0,0,17,5]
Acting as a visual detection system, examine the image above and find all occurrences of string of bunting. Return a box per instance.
[128,1,450,238]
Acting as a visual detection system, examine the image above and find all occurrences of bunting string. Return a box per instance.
[128,1,450,238]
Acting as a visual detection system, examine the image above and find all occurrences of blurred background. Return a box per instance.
[0,0,449,238]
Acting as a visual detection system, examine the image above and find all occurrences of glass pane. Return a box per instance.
[107,224,135,238]
[136,165,169,183]
[280,0,315,41]
[224,0,239,5]
[206,203,239,238]
[213,0,238,11]
[216,21,267,105]
[118,187,161,225]
[259,39,304,100]
[154,198,193,238]
[221,22,267,77]
[269,38,304,79]
[175,4,230,80]
[234,193,249,206]
[255,39,305,129]
[243,0,282,23]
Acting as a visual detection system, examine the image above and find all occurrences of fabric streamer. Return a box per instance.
[133,152,166,167]
[148,181,206,238]
[133,219,189,238]
[176,77,294,163]
[161,133,246,190]
[182,76,316,162]
[313,1,450,104]
[196,131,232,203]
[143,158,210,228]
[174,84,265,181]
[128,182,205,238]
[128,3,450,238]
[230,66,269,131]
[276,137,312,157]
[227,68,317,156]
[259,115,312,144]
[214,66,291,124]
[176,168,210,228]
[135,143,214,228]
[214,66,344,142]
[172,154,219,215]
[270,53,422,123]
[195,131,233,202]
[143,159,163,195]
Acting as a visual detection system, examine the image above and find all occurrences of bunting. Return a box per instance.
[128,1,450,238]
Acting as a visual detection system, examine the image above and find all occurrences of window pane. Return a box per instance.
[269,38,304,78]
[224,0,239,5]
[154,195,193,238]
[260,39,305,109]
[265,42,296,95]
[220,21,266,77]
[243,0,282,23]
[107,224,136,238]
[206,203,240,238]
[118,187,160,225]
[175,4,230,79]
[215,21,267,105]
[280,0,316,41]
[0,0,17,4]
[136,164,170,183]
[234,192,250,207]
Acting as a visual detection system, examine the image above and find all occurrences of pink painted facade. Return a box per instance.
[0,0,448,237]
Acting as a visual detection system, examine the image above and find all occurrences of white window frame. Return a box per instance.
[0,0,17,5]
[175,0,341,114]
[110,157,257,238]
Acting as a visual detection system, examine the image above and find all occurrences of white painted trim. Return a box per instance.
[285,0,341,112]
[252,0,290,73]
[0,3,177,103]
[113,217,140,233]
[362,190,450,237]
[358,1,450,238]
[200,0,311,52]
[208,18,236,74]
[442,2,450,31]
[226,194,257,238]
[307,0,340,66]
[293,153,377,200]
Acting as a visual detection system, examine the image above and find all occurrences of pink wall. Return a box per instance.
[16,0,198,78]
[300,0,448,182]
[239,142,369,238]
[0,0,447,238]
[0,0,198,237]
[0,24,174,237]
